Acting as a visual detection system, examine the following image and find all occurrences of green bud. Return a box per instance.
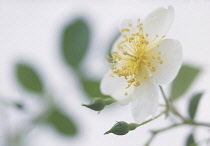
[82,98,105,111]
[128,123,138,131]
[104,121,129,135]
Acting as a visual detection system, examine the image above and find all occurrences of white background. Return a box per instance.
[0,0,210,146]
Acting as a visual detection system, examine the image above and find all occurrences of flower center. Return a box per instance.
[107,19,165,92]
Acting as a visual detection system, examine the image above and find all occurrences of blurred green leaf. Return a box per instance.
[9,133,23,146]
[188,92,203,120]
[186,133,197,146]
[46,108,78,136]
[170,65,200,101]
[81,78,110,99]
[16,63,44,94]
[61,18,90,68]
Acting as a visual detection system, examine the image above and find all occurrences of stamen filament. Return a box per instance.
[107,18,164,90]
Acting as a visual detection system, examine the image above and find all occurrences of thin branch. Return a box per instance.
[159,86,169,108]
[144,134,156,146]
[137,112,165,127]
[184,120,210,128]
[144,121,210,146]
[159,86,186,121]
[144,123,182,146]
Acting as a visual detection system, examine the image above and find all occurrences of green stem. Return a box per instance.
[153,124,182,134]
[144,121,210,146]
[171,105,186,121]
[184,120,210,128]
[137,112,165,127]
[144,134,156,146]
[159,86,186,121]
[159,86,170,108]
[144,124,182,146]
[144,87,210,145]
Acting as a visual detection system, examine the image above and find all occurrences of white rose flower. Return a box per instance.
[100,6,183,123]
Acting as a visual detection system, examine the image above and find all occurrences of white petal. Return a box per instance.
[121,19,134,29]
[152,39,183,85]
[111,19,138,54]
[131,78,159,123]
[100,70,133,105]
[120,19,138,35]
[111,19,139,54]
[143,6,175,41]
[111,35,123,53]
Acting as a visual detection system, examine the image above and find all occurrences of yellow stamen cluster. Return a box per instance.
[107,19,165,94]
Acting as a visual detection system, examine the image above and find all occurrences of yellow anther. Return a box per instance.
[123,35,127,38]
[113,70,120,73]
[129,37,134,40]
[106,56,112,59]
[111,66,116,70]
[157,57,161,60]
[134,81,141,86]
[127,78,135,83]
[125,28,130,32]
[138,18,140,22]
[123,51,128,55]
[109,18,164,89]
[151,67,155,72]
[125,92,128,96]
[126,84,132,89]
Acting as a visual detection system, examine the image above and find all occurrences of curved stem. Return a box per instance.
[144,134,156,146]
[144,121,210,146]
[137,111,165,127]
[144,87,210,146]
[159,86,186,121]
[159,86,169,108]
[144,124,182,146]
[184,120,210,128]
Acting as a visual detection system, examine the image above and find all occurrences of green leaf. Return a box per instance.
[9,133,23,146]
[81,79,110,99]
[188,92,203,119]
[186,133,197,146]
[170,64,200,101]
[61,18,90,68]
[16,63,44,94]
[46,108,78,136]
